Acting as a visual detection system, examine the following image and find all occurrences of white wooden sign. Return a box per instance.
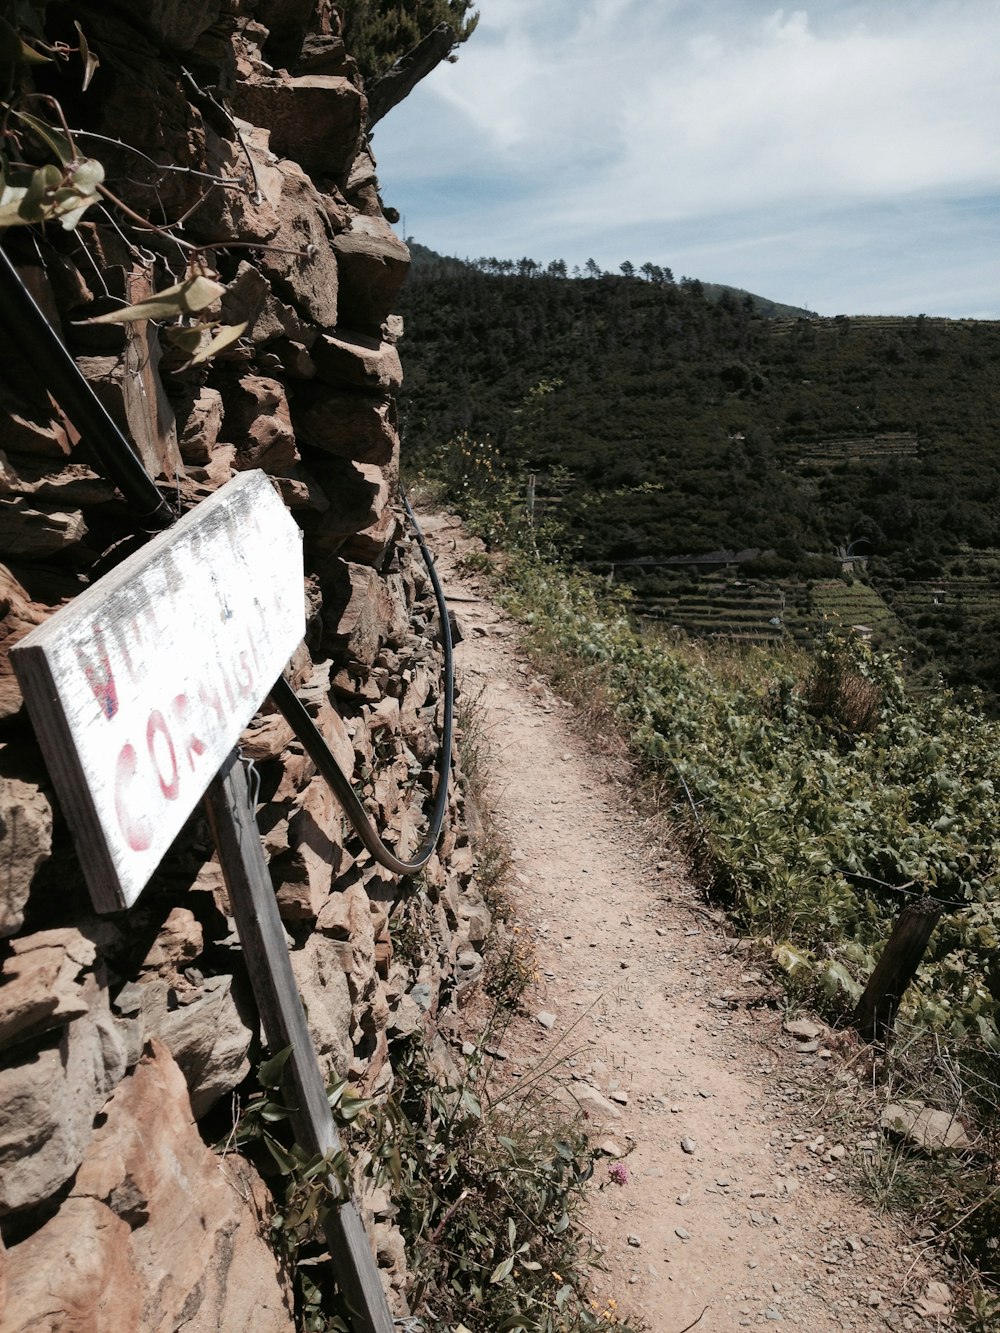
[12,470,304,912]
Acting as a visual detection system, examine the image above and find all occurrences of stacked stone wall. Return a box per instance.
[0,3,485,1324]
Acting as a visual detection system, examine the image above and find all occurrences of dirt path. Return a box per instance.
[420,512,953,1333]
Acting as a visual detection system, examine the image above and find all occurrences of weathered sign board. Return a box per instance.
[12,469,304,912]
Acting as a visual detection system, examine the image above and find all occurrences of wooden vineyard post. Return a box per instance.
[852,896,943,1042]
[204,752,395,1333]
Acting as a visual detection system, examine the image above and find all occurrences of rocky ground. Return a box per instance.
[420,510,958,1333]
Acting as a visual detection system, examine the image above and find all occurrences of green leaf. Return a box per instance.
[49,158,104,230]
[161,324,211,357]
[0,178,30,229]
[19,164,62,222]
[489,1256,515,1284]
[10,109,74,165]
[0,16,52,64]
[284,1189,321,1229]
[259,1101,294,1123]
[74,21,99,90]
[263,1133,298,1175]
[819,960,862,1002]
[84,274,227,324]
[773,942,814,977]
[258,1045,293,1088]
[335,1088,376,1123]
[326,1077,349,1110]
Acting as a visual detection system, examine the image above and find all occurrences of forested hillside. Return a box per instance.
[397,254,1000,698]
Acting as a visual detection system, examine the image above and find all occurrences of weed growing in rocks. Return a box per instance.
[454,682,513,910]
[227,1032,639,1332]
[220,1046,376,1332]
[368,1032,640,1333]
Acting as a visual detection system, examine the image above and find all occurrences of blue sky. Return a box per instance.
[370,1,999,317]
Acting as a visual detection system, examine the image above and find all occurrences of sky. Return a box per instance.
[370,1,1000,317]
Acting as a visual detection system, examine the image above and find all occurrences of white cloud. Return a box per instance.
[373,1,1000,314]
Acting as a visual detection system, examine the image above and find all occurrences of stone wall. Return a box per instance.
[0,3,486,1325]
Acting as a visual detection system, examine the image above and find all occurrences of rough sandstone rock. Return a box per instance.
[321,560,397,666]
[289,933,353,1082]
[225,374,297,473]
[138,907,203,976]
[194,121,284,243]
[313,331,403,392]
[220,262,315,347]
[241,706,296,761]
[3,1041,295,1332]
[298,665,358,775]
[0,455,115,507]
[2,1196,142,1332]
[340,503,398,566]
[440,880,492,949]
[272,774,344,920]
[269,462,330,511]
[0,928,97,1047]
[881,1102,972,1153]
[296,388,398,464]
[231,76,364,178]
[294,32,354,78]
[0,773,53,936]
[551,1081,623,1126]
[0,396,75,457]
[138,0,222,52]
[332,215,410,334]
[172,386,225,465]
[0,569,50,720]
[84,29,209,222]
[0,498,87,560]
[112,973,253,1116]
[299,457,385,554]
[258,159,340,328]
[0,973,126,1214]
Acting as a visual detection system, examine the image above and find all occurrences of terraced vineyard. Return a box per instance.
[796,432,919,468]
[880,562,1000,625]
[873,551,1000,689]
[630,572,907,653]
[805,580,904,642]
[631,574,786,645]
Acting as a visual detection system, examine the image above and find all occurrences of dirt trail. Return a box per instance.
[421,511,953,1333]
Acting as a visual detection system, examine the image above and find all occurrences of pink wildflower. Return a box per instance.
[607,1161,629,1186]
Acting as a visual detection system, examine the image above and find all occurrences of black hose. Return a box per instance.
[0,246,453,875]
[0,244,176,530]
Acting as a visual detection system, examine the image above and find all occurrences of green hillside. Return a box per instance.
[397,254,1000,699]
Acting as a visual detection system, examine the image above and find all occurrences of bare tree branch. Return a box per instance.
[366,24,456,128]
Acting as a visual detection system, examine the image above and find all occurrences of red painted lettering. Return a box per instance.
[146,710,179,800]
[171,694,207,772]
[114,744,152,851]
[77,626,118,720]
